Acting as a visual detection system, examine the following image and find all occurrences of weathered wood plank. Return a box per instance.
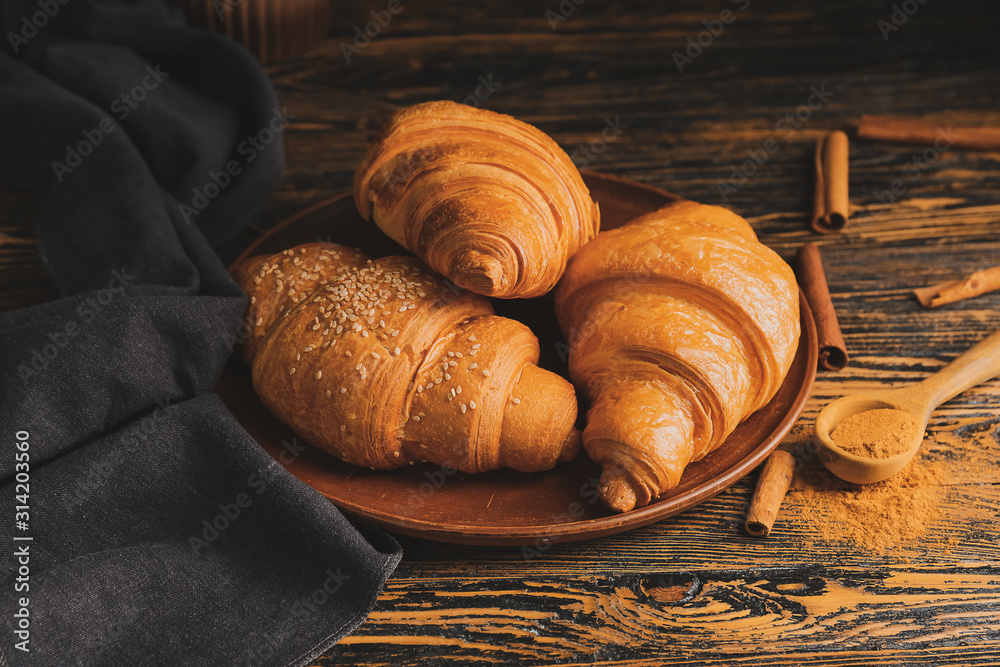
[326,566,1000,666]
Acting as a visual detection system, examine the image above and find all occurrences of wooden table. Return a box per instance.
[3,1,999,664]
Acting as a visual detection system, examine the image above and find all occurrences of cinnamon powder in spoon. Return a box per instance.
[830,408,922,458]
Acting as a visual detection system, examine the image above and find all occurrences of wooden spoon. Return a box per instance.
[815,327,1000,484]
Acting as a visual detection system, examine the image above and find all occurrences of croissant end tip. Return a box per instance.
[452,250,504,296]
[599,471,637,513]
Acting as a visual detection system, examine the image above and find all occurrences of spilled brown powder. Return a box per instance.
[830,408,921,458]
[792,452,947,553]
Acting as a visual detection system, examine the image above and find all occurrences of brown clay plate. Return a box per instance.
[217,171,818,546]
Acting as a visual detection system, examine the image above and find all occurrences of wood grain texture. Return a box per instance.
[332,567,1000,666]
[2,0,999,664]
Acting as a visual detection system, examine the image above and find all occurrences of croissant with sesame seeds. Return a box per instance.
[353,100,600,299]
[554,201,801,512]
[231,242,581,473]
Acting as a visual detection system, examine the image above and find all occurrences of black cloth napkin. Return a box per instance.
[0,2,401,665]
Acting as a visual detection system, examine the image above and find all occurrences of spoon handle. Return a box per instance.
[911,327,1000,410]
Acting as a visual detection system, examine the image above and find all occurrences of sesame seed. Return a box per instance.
[398,306,407,313]
[512,398,521,405]
[472,343,481,349]
[346,351,352,357]
[447,352,455,357]
[460,404,467,414]
[372,352,380,359]
[470,363,478,369]
[394,347,401,356]
[340,387,347,394]
[449,360,457,367]
[289,367,296,375]
[434,377,442,384]
[361,330,369,337]
[483,369,490,377]
[469,400,477,409]
[296,354,301,361]
[412,415,421,422]
[316,370,322,379]
[456,386,462,394]
[393,451,400,457]
[340,425,346,432]
[392,330,400,336]
[326,390,332,398]
[256,317,263,326]
[419,444,427,449]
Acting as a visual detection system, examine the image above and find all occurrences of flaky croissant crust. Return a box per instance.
[233,242,581,475]
[354,100,600,299]
[555,200,800,512]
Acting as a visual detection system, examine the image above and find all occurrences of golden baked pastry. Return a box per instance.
[554,201,800,512]
[232,242,581,473]
[353,100,600,299]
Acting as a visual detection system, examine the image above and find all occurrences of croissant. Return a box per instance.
[231,242,581,473]
[554,201,801,512]
[353,100,600,299]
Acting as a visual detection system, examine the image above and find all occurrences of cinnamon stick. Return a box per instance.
[858,114,1000,151]
[795,243,849,371]
[745,450,795,537]
[811,130,850,234]
[914,266,1000,308]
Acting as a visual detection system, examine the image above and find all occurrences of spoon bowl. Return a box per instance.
[814,392,928,484]
[815,327,1000,484]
